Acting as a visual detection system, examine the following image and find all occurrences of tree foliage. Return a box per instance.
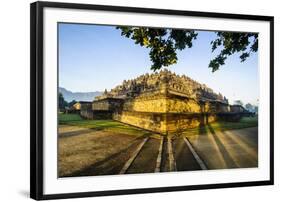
[117,26,197,71]
[68,100,77,107]
[59,93,68,109]
[117,26,258,72]
[209,32,258,72]
[245,103,254,112]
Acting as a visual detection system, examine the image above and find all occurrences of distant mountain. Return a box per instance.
[59,87,102,102]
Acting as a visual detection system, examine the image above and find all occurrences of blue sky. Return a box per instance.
[58,23,259,105]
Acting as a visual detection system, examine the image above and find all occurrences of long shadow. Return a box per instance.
[221,131,258,165]
[160,136,168,172]
[60,133,151,177]
[59,129,99,138]
[223,127,258,149]
[207,124,238,168]
[198,114,207,135]
[198,124,207,135]
[60,123,149,138]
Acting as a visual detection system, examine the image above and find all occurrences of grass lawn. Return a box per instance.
[59,113,154,137]
[59,113,83,122]
[59,113,258,137]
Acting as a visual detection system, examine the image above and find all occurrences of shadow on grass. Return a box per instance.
[198,124,208,136]
[59,124,123,138]
[59,128,97,138]
[60,119,146,135]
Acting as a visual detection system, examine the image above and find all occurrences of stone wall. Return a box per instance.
[80,109,93,119]
[123,95,167,113]
[113,111,164,133]
[165,96,201,113]
[81,109,113,120]
[122,93,230,114]
[169,113,217,130]
[92,98,123,111]
[113,110,218,135]
[80,102,94,119]
[92,100,111,111]
[122,91,204,113]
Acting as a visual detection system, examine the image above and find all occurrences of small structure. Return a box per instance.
[72,102,80,111]
[70,101,92,116]
[71,101,92,110]
[230,105,247,113]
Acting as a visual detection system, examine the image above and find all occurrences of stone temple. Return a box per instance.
[80,69,247,135]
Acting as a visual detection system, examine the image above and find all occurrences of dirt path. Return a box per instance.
[58,125,145,177]
[59,125,259,177]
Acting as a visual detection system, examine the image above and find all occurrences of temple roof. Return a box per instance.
[95,69,228,104]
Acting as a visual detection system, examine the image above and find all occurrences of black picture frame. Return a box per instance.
[30,1,274,200]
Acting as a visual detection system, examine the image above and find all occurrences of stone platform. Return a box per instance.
[80,69,249,135]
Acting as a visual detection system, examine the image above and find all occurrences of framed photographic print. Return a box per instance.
[30,1,274,200]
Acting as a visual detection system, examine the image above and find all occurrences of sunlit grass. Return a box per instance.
[59,114,258,137]
[59,113,83,122]
[59,113,153,136]
[183,116,258,136]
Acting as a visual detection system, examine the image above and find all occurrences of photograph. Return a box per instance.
[58,23,259,177]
